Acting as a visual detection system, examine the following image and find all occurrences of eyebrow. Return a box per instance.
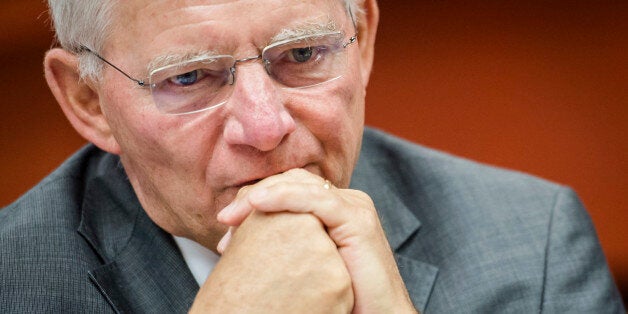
[145,17,340,74]
[146,49,220,74]
[270,17,339,43]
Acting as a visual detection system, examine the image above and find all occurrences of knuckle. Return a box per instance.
[320,257,354,310]
[343,189,379,225]
[353,189,375,207]
[362,206,379,226]
[283,167,308,177]
[236,185,251,198]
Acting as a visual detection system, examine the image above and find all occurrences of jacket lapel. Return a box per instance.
[77,147,438,312]
[351,152,439,312]
[77,155,198,313]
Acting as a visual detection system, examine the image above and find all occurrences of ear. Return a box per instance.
[44,48,121,155]
[356,0,379,86]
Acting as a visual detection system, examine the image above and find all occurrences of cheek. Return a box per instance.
[99,85,154,147]
[285,75,365,185]
[323,76,365,142]
[334,80,365,168]
[102,86,218,166]
[101,88,229,237]
[288,64,364,126]
[100,84,227,201]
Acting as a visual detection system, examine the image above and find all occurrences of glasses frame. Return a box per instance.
[79,32,357,114]
[79,32,357,88]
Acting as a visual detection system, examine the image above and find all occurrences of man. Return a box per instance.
[0,0,624,312]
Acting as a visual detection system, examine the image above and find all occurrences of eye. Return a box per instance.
[288,47,314,63]
[168,70,204,86]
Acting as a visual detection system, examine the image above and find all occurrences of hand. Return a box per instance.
[217,169,416,313]
[190,210,354,313]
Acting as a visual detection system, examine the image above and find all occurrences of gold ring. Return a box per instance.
[323,179,332,190]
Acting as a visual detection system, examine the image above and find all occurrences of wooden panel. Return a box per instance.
[1,0,626,303]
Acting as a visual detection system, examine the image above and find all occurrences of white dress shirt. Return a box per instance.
[173,236,220,286]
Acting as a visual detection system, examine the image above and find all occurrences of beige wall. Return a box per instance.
[1,0,626,302]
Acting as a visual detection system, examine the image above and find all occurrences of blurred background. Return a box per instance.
[1,0,626,304]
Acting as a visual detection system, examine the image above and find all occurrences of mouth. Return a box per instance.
[231,163,320,189]
[235,178,263,188]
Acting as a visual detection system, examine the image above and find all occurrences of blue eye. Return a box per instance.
[172,70,198,85]
[290,47,313,63]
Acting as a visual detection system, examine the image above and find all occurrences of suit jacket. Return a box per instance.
[1,127,624,313]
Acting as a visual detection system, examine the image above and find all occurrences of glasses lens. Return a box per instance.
[149,56,235,114]
[263,32,348,88]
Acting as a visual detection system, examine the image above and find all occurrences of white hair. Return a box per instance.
[47,0,364,81]
[47,0,118,81]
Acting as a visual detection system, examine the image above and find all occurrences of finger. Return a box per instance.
[217,195,250,225]
[217,169,327,225]
[226,181,376,246]
[216,226,234,254]
[249,182,364,228]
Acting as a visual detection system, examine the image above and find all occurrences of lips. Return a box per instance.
[235,178,263,188]
[231,163,319,189]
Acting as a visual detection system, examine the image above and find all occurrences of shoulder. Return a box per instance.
[358,127,567,255]
[0,145,114,312]
[359,126,567,245]
[1,145,109,234]
[358,128,623,312]
[360,127,565,211]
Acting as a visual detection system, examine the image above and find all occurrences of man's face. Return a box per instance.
[95,0,368,247]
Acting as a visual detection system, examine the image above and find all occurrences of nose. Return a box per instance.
[222,62,296,151]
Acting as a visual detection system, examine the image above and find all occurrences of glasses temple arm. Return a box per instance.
[343,34,358,48]
[79,45,147,87]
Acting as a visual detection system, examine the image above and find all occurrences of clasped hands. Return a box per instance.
[190,169,416,313]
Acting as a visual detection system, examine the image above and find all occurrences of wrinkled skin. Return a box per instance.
[100,0,365,250]
[44,0,415,312]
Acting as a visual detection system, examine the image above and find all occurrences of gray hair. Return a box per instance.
[47,0,118,81]
[47,0,364,81]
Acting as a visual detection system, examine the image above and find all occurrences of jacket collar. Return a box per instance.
[351,150,439,312]
[77,153,198,313]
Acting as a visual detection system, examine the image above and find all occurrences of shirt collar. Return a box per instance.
[173,236,221,286]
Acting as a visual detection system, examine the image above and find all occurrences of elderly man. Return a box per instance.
[0,0,624,312]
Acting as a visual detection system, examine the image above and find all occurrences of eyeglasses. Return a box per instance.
[80,31,357,115]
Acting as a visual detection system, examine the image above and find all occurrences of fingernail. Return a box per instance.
[217,228,232,254]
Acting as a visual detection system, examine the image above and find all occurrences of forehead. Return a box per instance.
[109,0,348,56]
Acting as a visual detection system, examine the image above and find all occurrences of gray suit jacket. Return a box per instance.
[1,127,624,313]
